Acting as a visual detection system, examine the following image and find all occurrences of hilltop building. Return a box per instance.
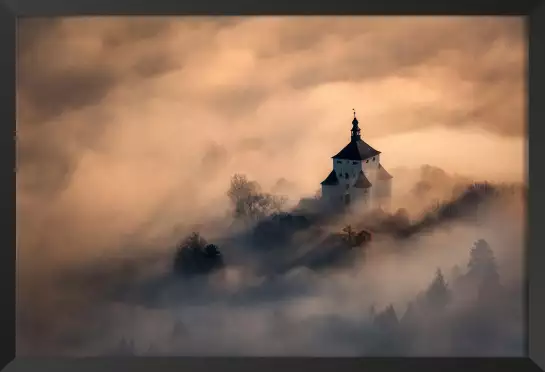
[320,111,393,209]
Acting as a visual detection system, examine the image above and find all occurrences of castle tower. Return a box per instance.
[320,110,393,210]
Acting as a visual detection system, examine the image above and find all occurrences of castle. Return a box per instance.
[320,111,393,210]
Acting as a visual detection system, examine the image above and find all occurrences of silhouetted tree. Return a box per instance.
[425,269,451,311]
[342,225,356,246]
[368,304,376,321]
[420,164,449,183]
[252,212,311,248]
[204,243,221,257]
[373,305,399,332]
[382,208,411,235]
[450,265,462,283]
[227,174,285,222]
[398,301,419,352]
[466,239,502,301]
[369,305,402,355]
[173,232,224,277]
[395,208,409,223]
[400,302,417,325]
[467,240,499,284]
[412,180,432,198]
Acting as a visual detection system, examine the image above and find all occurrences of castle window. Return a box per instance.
[352,161,358,165]
[336,160,342,164]
[372,157,375,161]
[345,173,348,178]
[366,160,369,163]
[346,184,349,190]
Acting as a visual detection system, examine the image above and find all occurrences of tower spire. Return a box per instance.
[351,108,361,141]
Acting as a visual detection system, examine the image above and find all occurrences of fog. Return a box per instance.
[16,16,526,356]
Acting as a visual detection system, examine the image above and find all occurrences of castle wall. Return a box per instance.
[361,154,381,176]
[333,154,381,183]
[321,184,343,204]
[333,159,361,182]
[350,187,371,207]
[327,154,388,211]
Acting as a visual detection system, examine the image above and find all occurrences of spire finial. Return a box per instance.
[351,108,361,141]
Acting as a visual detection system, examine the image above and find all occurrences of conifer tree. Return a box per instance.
[368,304,376,321]
[467,239,500,287]
[401,302,417,325]
[374,305,399,331]
[425,268,451,311]
[450,265,461,282]
[467,239,502,301]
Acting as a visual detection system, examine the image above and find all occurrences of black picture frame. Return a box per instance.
[2,0,544,371]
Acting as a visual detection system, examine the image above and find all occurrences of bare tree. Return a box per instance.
[342,225,355,245]
[227,174,286,222]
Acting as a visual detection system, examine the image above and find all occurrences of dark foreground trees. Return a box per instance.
[173,232,224,277]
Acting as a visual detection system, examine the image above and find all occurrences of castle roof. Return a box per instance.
[321,170,340,186]
[332,112,381,161]
[332,139,381,161]
[378,164,393,180]
[354,171,373,189]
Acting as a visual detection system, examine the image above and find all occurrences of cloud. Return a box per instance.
[16,16,526,356]
[16,16,526,258]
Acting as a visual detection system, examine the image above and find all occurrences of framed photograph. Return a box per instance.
[3,1,544,371]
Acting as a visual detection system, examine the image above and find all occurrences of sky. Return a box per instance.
[15,17,527,355]
[17,16,526,259]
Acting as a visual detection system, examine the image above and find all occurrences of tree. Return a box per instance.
[173,232,224,277]
[368,304,377,321]
[204,243,221,257]
[373,305,399,332]
[392,208,410,229]
[227,174,260,219]
[467,239,501,300]
[381,208,411,235]
[342,225,356,246]
[425,268,451,311]
[450,265,462,282]
[227,174,285,222]
[467,239,500,284]
[185,232,208,251]
[400,302,417,325]
[369,305,402,356]
[449,264,464,293]
[412,180,432,197]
